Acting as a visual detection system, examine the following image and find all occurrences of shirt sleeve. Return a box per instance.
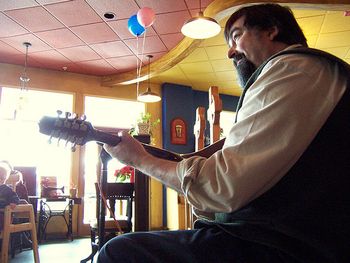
[176,53,347,217]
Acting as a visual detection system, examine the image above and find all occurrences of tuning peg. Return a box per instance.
[67,135,77,152]
[80,114,87,121]
[48,129,57,144]
[56,110,62,116]
[65,138,71,148]
[65,112,71,119]
[59,131,68,141]
[71,142,77,152]
[71,114,80,130]
[57,137,61,146]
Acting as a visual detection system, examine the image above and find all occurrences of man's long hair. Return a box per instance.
[224,4,307,47]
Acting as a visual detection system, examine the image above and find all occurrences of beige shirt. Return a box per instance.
[176,47,347,219]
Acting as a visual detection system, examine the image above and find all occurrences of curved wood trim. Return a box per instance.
[101,0,350,87]
[207,0,350,20]
[101,37,203,86]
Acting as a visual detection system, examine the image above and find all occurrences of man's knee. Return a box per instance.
[98,234,135,263]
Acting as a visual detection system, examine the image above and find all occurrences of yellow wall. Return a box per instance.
[0,62,164,233]
[167,188,180,230]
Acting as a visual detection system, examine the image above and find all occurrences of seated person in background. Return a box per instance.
[0,160,28,201]
[0,163,20,228]
[13,171,29,201]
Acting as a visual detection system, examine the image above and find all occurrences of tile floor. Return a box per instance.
[9,237,97,263]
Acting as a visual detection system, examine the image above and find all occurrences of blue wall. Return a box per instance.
[161,82,240,228]
[162,82,239,153]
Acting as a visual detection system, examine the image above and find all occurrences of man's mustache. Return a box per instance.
[233,53,247,67]
[232,53,257,88]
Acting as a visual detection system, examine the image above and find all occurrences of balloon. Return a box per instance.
[128,15,145,37]
[137,7,155,28]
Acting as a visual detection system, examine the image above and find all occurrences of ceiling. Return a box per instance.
[0,0,349,96]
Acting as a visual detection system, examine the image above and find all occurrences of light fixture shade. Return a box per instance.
[181,11,221,39]
[137,87,161,103]
[137,54,161,103]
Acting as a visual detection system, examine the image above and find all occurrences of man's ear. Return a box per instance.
[268,26,279,40]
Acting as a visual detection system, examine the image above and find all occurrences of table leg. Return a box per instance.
[68,199,73,241]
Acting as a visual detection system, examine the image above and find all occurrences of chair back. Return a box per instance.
[0,204,40,263]
[95,182,134,232]
[14,166,37,196]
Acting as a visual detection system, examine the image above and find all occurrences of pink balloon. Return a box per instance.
[137,7,155,28]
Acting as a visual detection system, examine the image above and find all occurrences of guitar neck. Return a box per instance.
[38,115,223,162]
[93,130,183,162]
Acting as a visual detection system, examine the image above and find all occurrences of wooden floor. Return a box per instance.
[9,237,97,263]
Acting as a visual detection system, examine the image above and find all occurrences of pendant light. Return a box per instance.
[15,42,31,120]
[137,55,161,103]
[20,42,31,91]
[181,0,221,39]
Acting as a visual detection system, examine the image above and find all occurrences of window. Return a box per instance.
[83,96,145,223]
[84,96,145,128]
[220,110,236,137]
[0,87,73,194]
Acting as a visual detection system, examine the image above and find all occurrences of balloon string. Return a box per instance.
[136,36,140,96]
[138,29,147,80]
[136,35,140,78]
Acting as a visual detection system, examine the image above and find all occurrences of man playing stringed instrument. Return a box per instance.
[99,4,350,263]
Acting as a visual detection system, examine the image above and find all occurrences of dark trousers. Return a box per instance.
[97,225,298,263]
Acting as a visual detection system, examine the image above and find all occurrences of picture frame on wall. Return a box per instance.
[170,118,187,145]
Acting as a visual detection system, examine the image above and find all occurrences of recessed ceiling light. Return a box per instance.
[104,12,116,19]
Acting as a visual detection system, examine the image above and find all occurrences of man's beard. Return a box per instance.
[233,54,256,87]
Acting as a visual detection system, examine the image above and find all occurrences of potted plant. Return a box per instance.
[136,112,160,136]
[114,166,134,183]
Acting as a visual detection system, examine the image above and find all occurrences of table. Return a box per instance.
[35,196,81,242]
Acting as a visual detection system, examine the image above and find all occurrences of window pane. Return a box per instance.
[0,87,73,194]
[84,96,145,128]
[0,88,73,121]
[220,111,236,137]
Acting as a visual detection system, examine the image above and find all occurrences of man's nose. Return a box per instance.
[227,45,236,59]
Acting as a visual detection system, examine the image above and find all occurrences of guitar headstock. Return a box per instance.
[38,111,95,151]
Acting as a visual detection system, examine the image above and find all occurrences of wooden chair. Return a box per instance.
[81,182,134,263]
[0,204,40,263]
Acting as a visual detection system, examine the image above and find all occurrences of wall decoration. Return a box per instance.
[171,118,187,145]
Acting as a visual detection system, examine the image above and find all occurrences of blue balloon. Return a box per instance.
[128,14,145,37]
